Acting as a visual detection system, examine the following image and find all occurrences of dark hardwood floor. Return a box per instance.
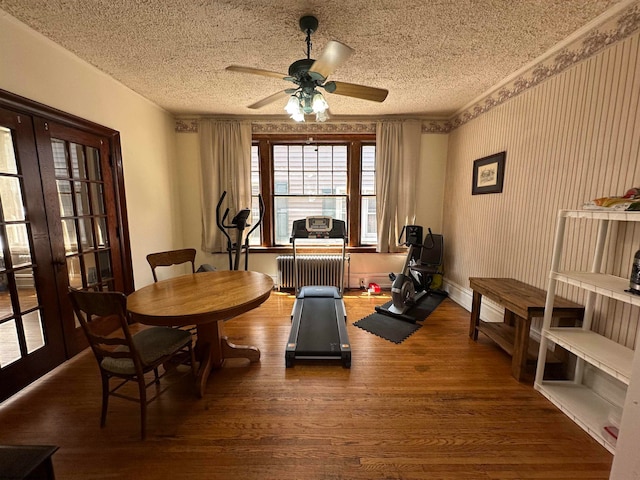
[0,291,612,479]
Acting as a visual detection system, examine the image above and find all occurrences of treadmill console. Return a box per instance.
[291,217,347,239]
[305,216,333,237]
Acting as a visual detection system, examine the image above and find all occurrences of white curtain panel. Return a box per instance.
[375,119,422,252]
[199,119,252,253]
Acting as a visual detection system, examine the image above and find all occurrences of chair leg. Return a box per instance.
[100,373,110,428]
[189,344,196,376]
[138,376,147,440]
[153,367,160,384]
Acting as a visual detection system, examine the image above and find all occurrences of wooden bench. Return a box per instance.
[468,277,584,382]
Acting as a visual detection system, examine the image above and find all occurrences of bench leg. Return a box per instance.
[469,291,482,340]
[512,314,532,381]
[504,309,515,327]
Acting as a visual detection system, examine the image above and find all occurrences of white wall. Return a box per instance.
[0,11,181,288]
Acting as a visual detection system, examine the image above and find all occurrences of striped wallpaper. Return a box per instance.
[443,30,640,347]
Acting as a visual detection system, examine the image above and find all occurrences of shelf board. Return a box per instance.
[535,381,619,454]
[552,272,640,307]
[560,209,640,221]
[479,321,563,363]
[545,328,633,384]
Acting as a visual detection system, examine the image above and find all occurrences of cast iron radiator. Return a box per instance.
[276,255,345,290]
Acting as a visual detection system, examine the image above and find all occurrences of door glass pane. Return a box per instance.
[67,256,82,288]
[94,218,108,247]
[85,253,97,286]
[90,183,105,215]
[0,176,25,221]
[86,147,101,181]
[98,251,112,280]
[51,139,68,177]
[6,224,32,267]
[61,219,78,254]
[75,182,89,215]
[23,310,45,354]
[0,286,11,321]
[70,143,87,179]
[79,217,94,249]
[0,320,20,367]
[0,127,18,174]
[56,180,73,217]
[16,268,37,312]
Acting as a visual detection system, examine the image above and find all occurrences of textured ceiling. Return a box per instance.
[0,0,623,118]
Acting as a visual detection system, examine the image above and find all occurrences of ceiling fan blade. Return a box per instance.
[247,90,291,109]
[309,40,354,80]
[226,65,287,80]
[330,81,389,103]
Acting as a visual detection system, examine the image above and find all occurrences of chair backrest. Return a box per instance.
[68,289,142,373]
[146,248,196,282]
[418,233,444,266]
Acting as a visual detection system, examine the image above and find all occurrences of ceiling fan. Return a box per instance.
[226,15,388,121]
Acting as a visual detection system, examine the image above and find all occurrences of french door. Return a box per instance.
[36,120,126,356]
[0,92,132,401]
[0,107,66,400]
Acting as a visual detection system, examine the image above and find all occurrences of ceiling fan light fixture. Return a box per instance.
[290,110,305,122]
[315,110,328,122]
[312,92,328,113]
[284,95,301,115]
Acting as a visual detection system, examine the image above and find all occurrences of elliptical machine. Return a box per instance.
[215,191,264,270]
[375,225,445,323]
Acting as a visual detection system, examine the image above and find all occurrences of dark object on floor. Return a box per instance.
[0,445,58,479]
[354,313,421,344]
[354,293,447,344]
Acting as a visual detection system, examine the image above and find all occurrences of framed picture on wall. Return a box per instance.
[472,151,506,195]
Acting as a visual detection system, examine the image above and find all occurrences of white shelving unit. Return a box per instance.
[534,209,640,455]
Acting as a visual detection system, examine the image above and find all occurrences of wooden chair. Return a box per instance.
[68,289,195,440]
[146,248,196,282]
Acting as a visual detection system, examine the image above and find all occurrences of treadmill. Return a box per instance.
[285,217,351,368]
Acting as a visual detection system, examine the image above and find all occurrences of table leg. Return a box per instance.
[221,337,260,362]
[469,291,482,340]
[193,320,261,397]
[193,321,223,397]
[512,314,532,381]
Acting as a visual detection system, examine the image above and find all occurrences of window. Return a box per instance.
[360,145,377,245]
[251,134,376,247]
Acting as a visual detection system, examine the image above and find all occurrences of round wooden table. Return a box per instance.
[126,270,273,397]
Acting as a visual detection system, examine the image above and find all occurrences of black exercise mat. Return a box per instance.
[353,293,447,344]
[353,313,421,344]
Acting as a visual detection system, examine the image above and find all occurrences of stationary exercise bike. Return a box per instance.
[375,225,445,322]
[215,191,264,270]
